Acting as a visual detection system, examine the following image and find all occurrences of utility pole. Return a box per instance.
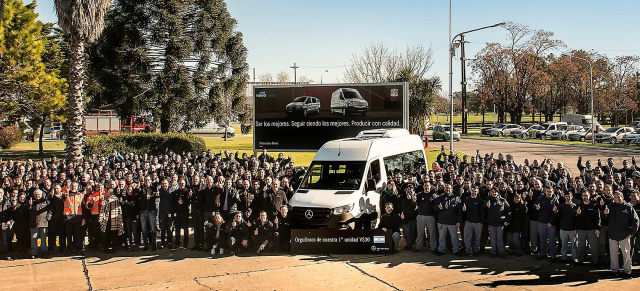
[290,63,298,84]
[460,35,468,134]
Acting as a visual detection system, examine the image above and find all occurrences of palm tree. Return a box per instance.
[55,0,111,161]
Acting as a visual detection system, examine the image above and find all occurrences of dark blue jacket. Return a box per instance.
[485,196,511,227]
[434,194,462,225]
[575,202,600,230]
[557,203,576,231]
[158,188,173,215]
[535,195,559,224]
[416,191,436,216]
[606,202,639,241]
[462,196,485,223]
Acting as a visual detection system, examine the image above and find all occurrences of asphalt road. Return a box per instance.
[429,138,636,176]
[3,139,639,290]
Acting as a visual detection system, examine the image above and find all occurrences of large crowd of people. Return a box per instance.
[0,147,639,278]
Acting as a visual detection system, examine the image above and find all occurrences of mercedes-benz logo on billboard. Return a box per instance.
[305,209,314,219]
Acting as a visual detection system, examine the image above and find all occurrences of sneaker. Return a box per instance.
[219,248,224,255]
[621,273,632,280]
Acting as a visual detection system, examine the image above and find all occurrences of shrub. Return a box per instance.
[84,133,206,157]
[0,125,24,149]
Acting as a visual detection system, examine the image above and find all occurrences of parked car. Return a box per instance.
[536,122,568,140]
[547,124,569,140]
[497,124,524,137]
[595,126,634,144]
[433,125,460,141]
[481,123,504,136]
[567,128,594,142]
[286,96,321,117]
[509,124,541,139]
[622,128,640,145]
[330,88,369,116]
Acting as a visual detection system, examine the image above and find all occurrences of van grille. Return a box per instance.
[292,207,332,224]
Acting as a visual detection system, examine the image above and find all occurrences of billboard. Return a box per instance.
[253,83,407,151]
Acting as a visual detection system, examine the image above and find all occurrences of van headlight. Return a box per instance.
[333,203,354,214]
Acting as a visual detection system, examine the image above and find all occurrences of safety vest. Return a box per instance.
[63,192,83,217]
[87,191,104,215]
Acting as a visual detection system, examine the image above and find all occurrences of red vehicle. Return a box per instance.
[84,110,147,136]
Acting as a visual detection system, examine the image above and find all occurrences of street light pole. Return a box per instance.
[564,54,595,145]
[449,21,506,150]
[320,69,328,84]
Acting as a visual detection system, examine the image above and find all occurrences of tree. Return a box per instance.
[55,0,111,161]
[88,0,249,133]
[298,75,313,84]
[276,71,290,83]
[343,43,433,83]
[258,73,273,82]
[1,0,66,157]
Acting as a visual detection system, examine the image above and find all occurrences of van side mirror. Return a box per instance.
[365,179,376,192]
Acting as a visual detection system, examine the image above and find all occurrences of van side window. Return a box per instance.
[383,150,426,178]
[368,159,381,184]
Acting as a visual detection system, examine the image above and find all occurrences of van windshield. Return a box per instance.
[293,96,306,102]
[343,91,363,100]
[300,161,366,190]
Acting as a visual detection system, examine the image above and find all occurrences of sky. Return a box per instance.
[33,0,640,95]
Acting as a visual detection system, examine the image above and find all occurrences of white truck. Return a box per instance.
[562,114,599,128]
[289,128,427,229]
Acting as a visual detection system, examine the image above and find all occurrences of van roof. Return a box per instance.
[313,129,423,161]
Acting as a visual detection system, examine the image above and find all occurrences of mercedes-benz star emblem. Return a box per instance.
[305,209,314,219]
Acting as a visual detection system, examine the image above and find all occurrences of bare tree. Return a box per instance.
[343,43,433,83]
[258,73,273,82]
[276,71,290,83]
[298,75,314,84]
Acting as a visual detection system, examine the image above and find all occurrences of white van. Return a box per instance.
[562,114,599,128]
[289,128,427,229]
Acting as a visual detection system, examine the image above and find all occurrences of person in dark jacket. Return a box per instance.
[506,194,528,256]
[378,202,402,251]
[138,177,158,251]
[485,188,511,257]
[226,211,250,255]
[157,179,173,249]
[29,189,51,258]
[575,191,600,265]
[463,186,485,256]
[13,193,30,258]
[399,185,418,250]
[173,179,190,249]
[535,187,559,260]
[434,184,462,255]
[47,184,66,253]
[252,210,275,254]
[205,211,226,255]
[266,179,287,220]
[190,175,205,250]
[605,191,639,278]
[557,191,577,263]
[415,182,438,252]
[274,205,291,252]
[122,185,139,251]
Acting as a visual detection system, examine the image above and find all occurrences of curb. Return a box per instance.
[464,137,640,154]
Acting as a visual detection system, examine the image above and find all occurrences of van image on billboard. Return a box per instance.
[289,128,426,229]
[330,88,369,116]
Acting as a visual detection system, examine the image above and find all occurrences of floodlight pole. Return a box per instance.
[449,21,506,150]
[564,54,595,145]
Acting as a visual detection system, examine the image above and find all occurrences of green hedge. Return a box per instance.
[84,133,206,157]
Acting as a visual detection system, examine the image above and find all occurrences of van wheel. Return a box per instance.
[541,134,547,140]
[561,135,567,141]
[610,137,617,144]
[579,136,586,142]
[522,133,528,139]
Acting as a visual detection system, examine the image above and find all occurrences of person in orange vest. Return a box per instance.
[63,182,84,255]
[85,183,105,251]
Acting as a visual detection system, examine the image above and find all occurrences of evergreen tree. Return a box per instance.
[89,0,249,133]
